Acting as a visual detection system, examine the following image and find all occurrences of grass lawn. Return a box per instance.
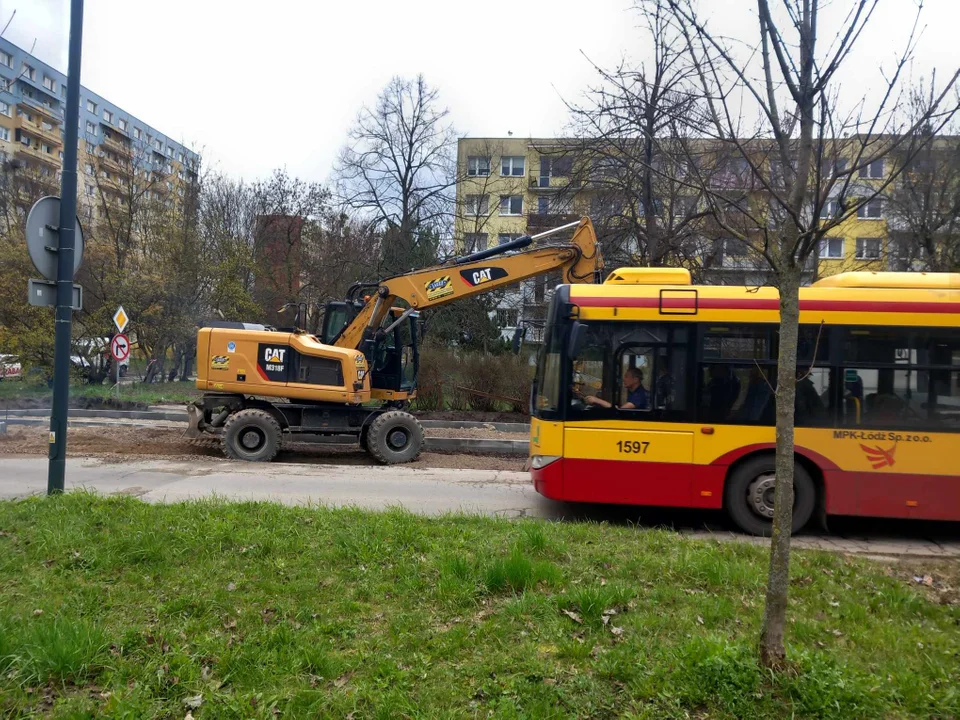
[0,495,957,719]
[0,381,200,407]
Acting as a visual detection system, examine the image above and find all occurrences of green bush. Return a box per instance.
[412,345,534,414]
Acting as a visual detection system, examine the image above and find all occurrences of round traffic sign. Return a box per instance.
[110,333,130,362]
[25,196,85,282]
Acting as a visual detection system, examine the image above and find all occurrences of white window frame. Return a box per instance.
[856,199,882,219]
[464,233,488,252]
[819,199,839,219]
[858,159,884,179]
[133,127,141,140]
[467,156,490,177]
[0,51,12,69]
[154,138,162,151]
[86,99,97,113]
[0,127,9,142]
[501,156,525,177]
[85,120,97,136]
[464,194,489,216]
[22,64,35,81]
[103,109,113,123]
[498,233,523,245]
[855,237,882,260]
[0,101,10,117]
[42,75,55,92]
[118,118,127,132]
[819,238,844,259]
[499,195,523,216]
[496,308,520,327]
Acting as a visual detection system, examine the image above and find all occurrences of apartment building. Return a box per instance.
[0,37,199,217]
[455,135,938,342]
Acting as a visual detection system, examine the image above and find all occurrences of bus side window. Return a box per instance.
[619,352,652,410]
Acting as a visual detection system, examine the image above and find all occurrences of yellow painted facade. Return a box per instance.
[455,136,901,277]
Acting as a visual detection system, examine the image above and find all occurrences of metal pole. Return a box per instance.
[47,0,84,494]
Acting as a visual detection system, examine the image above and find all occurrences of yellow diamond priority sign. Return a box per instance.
[113,306,129,333]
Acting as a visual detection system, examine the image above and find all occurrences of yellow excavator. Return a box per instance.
[187,217,602,463]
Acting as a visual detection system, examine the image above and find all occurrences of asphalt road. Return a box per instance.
[1,456,958,559]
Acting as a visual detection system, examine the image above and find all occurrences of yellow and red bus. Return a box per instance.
[529,268,960,535]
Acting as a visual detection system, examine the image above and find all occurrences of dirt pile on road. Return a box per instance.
[0,426,526,471]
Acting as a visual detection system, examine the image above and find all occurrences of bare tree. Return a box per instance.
[884,79,960,272]
[560,3,713,274]
[335,75,457,275]
[654,0,960,667]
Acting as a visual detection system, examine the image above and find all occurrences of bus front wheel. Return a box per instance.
[724,456,815,536]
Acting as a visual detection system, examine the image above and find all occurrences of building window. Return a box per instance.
[537,196,550,215]
[103,109,113,123]
[0,127,9,142]
[496,308,520,327]
[464,194,489,216]
[464,233,488,252]
[133,127,141,140]
[819,238,844,259]
[831,158,848,176]
[85,183,94,196]
[857,199,882,219]
[0,51,12,68]
[467,156,490,177]
[85,162,93,174]
[86,99,97,113]
[118,118,127,132]
[498,233,523,245]
[22,64,36,81]
[819,199,839,219]
[858,159,884,179]
[499,195,523,216]
[0,101,10,117]
[154,138,162,151]
[501,156,525,176]
[85,141,95,153]
[855,237,882,260]
[42,76,55,92]
[177,151,184,163]
[85,120,97,136]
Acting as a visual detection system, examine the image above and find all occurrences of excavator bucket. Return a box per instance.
[185,403,204,438]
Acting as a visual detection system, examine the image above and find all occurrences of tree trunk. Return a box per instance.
[760,264,802,668]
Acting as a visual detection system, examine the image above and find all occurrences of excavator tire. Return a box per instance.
[365,410,424,464]
[222,408,282,462]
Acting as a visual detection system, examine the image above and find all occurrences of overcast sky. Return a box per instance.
[3,0,958,184]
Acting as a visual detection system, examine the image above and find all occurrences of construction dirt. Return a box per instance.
[0,426,528,472]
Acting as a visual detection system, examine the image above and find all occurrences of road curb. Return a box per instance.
[419,420,530,433]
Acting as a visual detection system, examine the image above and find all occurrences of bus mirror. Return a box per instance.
[568,321,587,358]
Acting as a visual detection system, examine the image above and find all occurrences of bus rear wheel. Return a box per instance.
[724,456,815,536]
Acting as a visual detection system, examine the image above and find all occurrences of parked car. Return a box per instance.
[0,354,23,381]
[72,338,129,378]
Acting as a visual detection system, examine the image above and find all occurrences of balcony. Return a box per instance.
[15,144,60,169]
[102,134,133,158]
[528,172,581,191]
[99,154,130,177]
[526,212,580,232]
[19,98,60,122]
[18,119,62,147]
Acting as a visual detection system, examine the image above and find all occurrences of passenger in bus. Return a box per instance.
[704,365,741,421]
[795,371,825,424]
[734,366,771,423]
[655,365,674,409]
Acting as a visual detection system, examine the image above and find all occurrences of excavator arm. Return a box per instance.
[333,217,602,351]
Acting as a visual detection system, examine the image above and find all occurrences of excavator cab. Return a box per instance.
[321,300,419,396]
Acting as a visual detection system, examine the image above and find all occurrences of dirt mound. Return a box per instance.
[0,426,526,471]
[0,396,149,411]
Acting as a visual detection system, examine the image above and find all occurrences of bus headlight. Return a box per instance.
[530,455,560,469]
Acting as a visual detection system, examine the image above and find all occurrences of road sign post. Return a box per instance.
[46,0,85,495]
[110,332,130,400]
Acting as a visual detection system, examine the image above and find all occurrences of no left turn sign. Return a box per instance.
[110,334,130,362]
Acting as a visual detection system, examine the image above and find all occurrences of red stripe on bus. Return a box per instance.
[573,296,960,314]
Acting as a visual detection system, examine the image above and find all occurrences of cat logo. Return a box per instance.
[460,266,509,287]
[425,275,454,300]
[211,355,229,371]
[264,347,286,364]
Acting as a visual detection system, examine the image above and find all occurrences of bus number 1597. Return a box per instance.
[616,440,650,454]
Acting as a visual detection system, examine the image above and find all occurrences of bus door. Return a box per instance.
[564,340,695,506]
